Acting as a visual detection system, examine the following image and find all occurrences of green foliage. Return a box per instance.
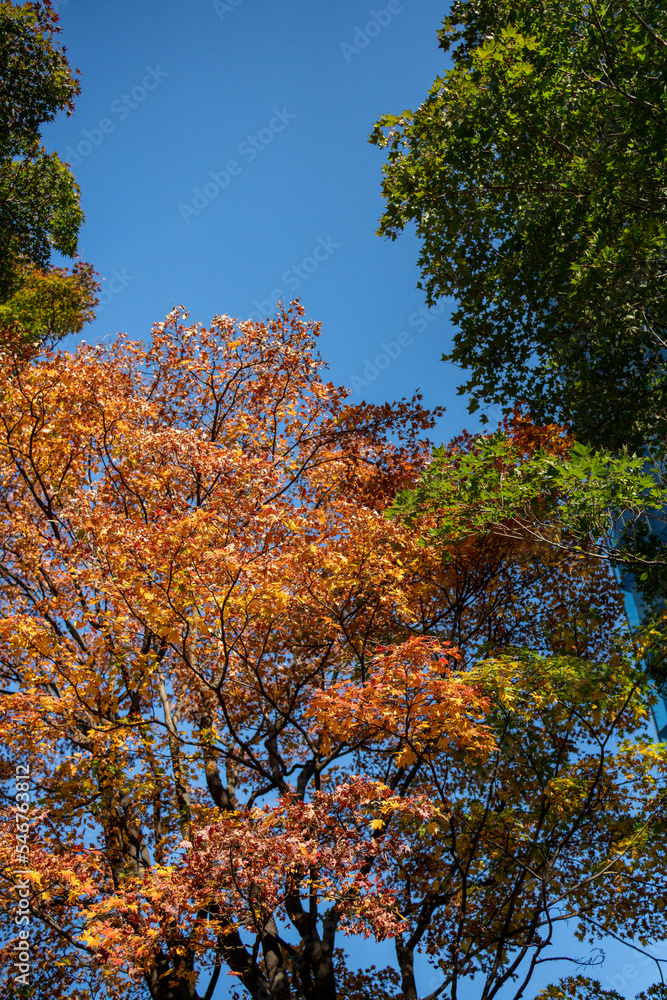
[0,0,84,303]
[372,1,667,449]
[0,0,79,158]
[0,259,99,346]
[400,648,667,998]
[388,421,667,683]
[391,431,667,554]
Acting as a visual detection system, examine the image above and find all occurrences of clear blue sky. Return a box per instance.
[41,2,661,997]
[43,0,492,447]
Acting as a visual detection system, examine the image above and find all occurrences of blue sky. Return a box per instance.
[40,2,663,997]
[43,0,486,449]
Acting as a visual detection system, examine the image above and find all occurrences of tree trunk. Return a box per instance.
[396,934,419,1000]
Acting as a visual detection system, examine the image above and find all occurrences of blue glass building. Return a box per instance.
[616,510,667,741]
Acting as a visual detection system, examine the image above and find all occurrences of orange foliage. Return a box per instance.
[0,305,628,1000]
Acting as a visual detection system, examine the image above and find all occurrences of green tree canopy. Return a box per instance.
[0,258,98,347]
[372,1,667,450]
[0,0,91,340]
[388,409,667,705]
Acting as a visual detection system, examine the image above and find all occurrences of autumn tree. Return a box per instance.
[0,304,665,1000]
[371,0,667,450]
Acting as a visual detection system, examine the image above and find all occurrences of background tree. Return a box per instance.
[391,413,667,606]
[0,304,665,1000]
[389,411,667,736]
[0,258,98,348]
[0,0,96,345]
[371,0,667,450]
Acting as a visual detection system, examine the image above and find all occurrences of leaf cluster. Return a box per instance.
[0,0,85,322]
[371,0,667,448]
